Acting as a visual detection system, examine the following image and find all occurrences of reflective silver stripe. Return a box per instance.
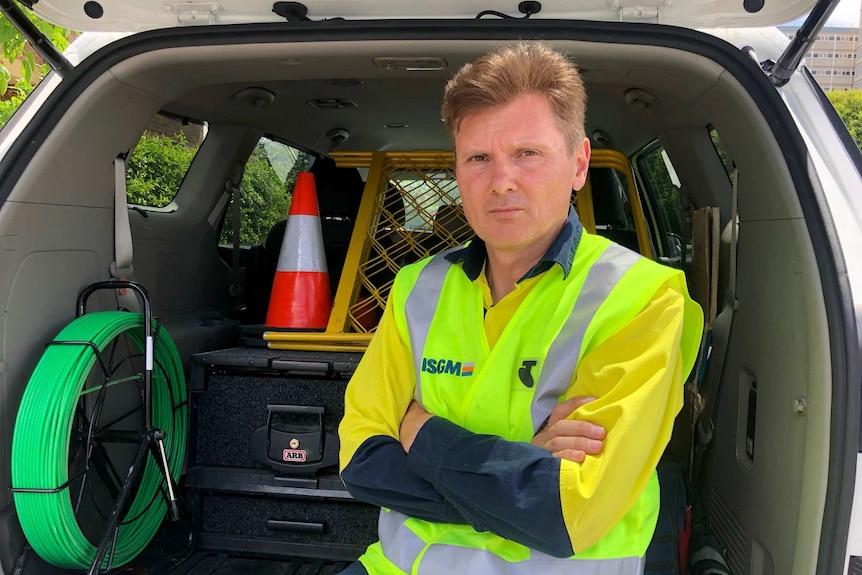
[419,545,645,574]
[378,509,426,574]
[380,510,644,574]
[404,248,460,403]
[276,214,328,272]
[531,244,641,433]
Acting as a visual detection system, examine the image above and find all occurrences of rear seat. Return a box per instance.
[589,167,641,253]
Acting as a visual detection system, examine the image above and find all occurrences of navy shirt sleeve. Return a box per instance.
[405,416,574,558]
[341,434,468,525]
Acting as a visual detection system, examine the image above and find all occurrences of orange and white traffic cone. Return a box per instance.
[266,172,332,329]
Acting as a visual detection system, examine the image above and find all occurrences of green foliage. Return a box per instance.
[0,63,9,95]
[0,11,70,127]
[826,89,862,151]
[0,77,33,125]
[220,144,309,245]
[708,126,734,179]
[126,132,198,207]
[0,11,69,86]
[641,149,683,237]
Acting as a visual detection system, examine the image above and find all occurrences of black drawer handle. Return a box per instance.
[266,519,325,533]
[267,405,324,415]
[270,360,330,373]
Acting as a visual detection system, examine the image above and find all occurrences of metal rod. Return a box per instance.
[87,438,149,575]
[77,281,154,428]
[0,0,73,77]
[46,340,112,380]
[152,435,181,521]
[770,0,842,86]
[92,429,142,443]
[10,468,86,493]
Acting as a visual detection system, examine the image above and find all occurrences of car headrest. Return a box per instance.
[310,157,364,218]
[589,168,628,228]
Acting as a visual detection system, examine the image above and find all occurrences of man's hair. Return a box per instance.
[441,42,587,152]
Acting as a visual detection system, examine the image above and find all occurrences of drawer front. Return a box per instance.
[198,491,379,548]
[192,372,347,470]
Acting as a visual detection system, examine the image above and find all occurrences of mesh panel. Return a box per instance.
[347,155,471,333]
[332,149,643,338]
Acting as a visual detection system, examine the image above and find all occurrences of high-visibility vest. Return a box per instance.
[359,234,702,575]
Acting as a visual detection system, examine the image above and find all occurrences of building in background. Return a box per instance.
[778,23,860,90]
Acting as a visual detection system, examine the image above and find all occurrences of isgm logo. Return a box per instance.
[421,357,474,377]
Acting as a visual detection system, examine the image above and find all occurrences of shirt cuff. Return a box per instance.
[405,416,465,484]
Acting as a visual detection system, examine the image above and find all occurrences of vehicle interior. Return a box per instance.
[0,20,834,575]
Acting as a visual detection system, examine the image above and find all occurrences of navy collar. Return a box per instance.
[445,206,583,282]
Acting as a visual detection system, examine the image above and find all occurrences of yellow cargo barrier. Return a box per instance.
[263,331,373,353]
[261,150,651,352]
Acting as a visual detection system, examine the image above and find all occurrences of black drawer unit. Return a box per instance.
[186,347,378,562]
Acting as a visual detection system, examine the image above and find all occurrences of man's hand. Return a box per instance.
[400,400,434,453]
[532,396,606,463]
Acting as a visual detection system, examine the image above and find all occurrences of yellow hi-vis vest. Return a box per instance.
[359,234,702,575]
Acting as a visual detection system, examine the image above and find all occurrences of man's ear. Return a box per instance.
[571,137,592,191]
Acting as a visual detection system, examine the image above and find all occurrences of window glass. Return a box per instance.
[219,136,312,245]
[388,169,461,233]
[126,113,206,207]
[590,168,638,232]
[708,126,734,181]
[635,145,691,268]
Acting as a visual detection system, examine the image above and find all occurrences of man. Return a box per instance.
[338,42,703,575]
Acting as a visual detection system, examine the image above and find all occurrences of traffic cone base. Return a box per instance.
[266,271,331,328]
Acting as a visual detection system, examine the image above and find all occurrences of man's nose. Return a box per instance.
[490,158,516,194]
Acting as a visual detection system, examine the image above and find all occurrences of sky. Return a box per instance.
[825,0,860,26]
[784,0,860,27]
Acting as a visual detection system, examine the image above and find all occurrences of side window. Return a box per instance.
[126,113,206,208]
[709,125,734,181]
[635,145,692,268]
[219,137,312,245]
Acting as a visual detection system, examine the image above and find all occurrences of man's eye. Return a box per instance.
[470,154,487,162]
[522,150,538,157]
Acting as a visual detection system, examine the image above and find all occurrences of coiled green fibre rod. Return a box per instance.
[12,311,187,570]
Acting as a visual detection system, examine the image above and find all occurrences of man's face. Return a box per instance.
[455,93,590,256]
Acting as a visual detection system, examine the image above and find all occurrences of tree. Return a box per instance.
[0,11,70,126]
[826,89,862,151]
[220,143,308,245]
[126,132,199,207]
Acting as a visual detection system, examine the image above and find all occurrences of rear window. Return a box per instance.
[219,136,312,246]
[389,169,461,233]
[126,113,206,208]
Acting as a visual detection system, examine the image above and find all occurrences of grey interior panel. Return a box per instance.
[699,218,830,574]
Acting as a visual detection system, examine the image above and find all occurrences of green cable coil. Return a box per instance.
[11,311,187,570]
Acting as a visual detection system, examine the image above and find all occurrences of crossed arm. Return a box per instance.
[338,284,688,556]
